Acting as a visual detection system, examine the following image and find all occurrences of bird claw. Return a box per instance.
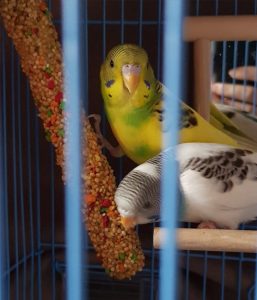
[197,221,218,229]
[88,114,124,158]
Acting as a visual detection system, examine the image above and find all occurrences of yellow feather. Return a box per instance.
[100,44,255,164]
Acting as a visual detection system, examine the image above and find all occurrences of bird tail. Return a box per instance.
[210,103,257,151]
[214,103,257,143]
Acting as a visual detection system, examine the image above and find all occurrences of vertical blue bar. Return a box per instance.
[0,86,6,300]
[252,43,257,115]
[82,0,89,113]
[118,0,125,183]
[221,42,227,103]
[25,80,34,300]
[61,0,84,299]
[242,41,249,111]
[234,0,238,14]
[17,59,27,300]
[202,252,208,300]
[120,0,124,44]
[160,1,183,300]
[50,149,56,300]
[156,0,162,79]
[150,2,163,297]
[11,43,19,300]
[255,255,257,299]
[215,0,219,15]
[185,223,192,300]
[101,0,107,140]
[220,253,225,300]
[1,27,9,300]
[195,0,200,15]
[34,113,42,300]
[231,41,238,106]
[138,0,143,46]
[102,0,106,59]
[255,0,257,291]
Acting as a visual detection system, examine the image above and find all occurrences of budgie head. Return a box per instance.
[115,154,162,230]
[100,44,156,107]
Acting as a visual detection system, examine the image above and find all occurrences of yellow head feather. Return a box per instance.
[100,44,156,108]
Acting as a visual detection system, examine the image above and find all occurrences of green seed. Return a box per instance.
[59,101,65,110]
[118,253,126,261]
[131,252,137,262]
[100,207,108,214]
[44,65,53,74]
[45,131,51,142]
[24,31,32,37]
[57,129,65,137]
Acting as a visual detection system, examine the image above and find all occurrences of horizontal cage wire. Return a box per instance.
[1,0,257,300]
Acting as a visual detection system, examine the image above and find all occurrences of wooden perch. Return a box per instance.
[154,228,257,253]
[193,39,211,120]
[184,16,257,41]
[183,15,257,120]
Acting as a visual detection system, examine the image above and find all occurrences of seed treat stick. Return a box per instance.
[0,0,144,279]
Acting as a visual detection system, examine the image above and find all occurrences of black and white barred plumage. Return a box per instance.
[115,155,162,225]
[115,143,257,229]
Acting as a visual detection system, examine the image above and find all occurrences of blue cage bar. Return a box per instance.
[0,0,257,299]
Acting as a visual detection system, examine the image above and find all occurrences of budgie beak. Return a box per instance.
[122,64,141,94]
[120,215,137,230]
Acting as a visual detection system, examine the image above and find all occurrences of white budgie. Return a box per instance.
[115,143,257,230]
[214,103,257,143]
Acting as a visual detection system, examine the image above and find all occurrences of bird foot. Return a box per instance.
[197,221,218,229]
[88,114,124,158]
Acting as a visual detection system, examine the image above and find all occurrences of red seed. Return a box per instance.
[39,2,47,12]
[55,91,63,103]
[100,199,112,208]
[102,215,109,228]
[44,73,51,79]
[90,166,96,173]
[87,203,95,214]
[85,194,96,205]
[47,79,55,89]
[32,28,39,35]
[45,120,52,128]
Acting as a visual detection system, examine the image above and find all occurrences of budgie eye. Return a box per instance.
[110,60,114,68]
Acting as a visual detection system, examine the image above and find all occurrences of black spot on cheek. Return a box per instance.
[105,79,115,88]
[189,117,198,126]
[108,94,112,98]
[144,95,149,98]
[144,80,151,90]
